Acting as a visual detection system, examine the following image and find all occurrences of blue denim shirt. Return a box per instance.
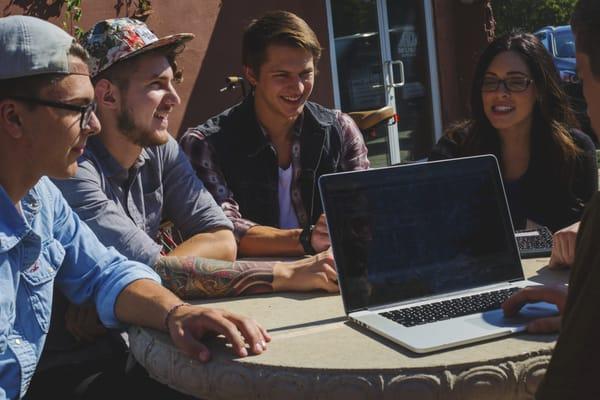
[52,135,233,266]
[0,178,160,399]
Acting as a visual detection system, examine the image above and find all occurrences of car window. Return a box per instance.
[535,32,552,52]
[555,29,575,58]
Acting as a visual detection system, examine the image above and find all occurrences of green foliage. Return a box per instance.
[132,0,153,20]
[60,0,153,39]
[492,0,577,36]
[62,0,84,39]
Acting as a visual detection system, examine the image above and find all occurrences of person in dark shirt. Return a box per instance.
[502,1,600,397]
[429,32,597,238]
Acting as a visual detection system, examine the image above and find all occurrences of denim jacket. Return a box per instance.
[0,178,160,399]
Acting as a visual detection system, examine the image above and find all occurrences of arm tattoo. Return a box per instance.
[154,256,274,299]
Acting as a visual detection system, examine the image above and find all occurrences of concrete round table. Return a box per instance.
[129,258,568,400]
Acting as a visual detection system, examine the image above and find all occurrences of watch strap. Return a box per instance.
[299,224,316,255]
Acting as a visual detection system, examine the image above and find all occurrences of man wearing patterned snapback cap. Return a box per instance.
[0,15,270,400]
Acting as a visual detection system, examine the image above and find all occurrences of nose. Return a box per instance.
[497,81,511,96]
[288,75,304,94]
[166,83,181,106]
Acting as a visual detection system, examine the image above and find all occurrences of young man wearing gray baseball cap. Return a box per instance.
[0,15,269,400]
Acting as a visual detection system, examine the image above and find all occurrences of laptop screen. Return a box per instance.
[319,155,524,314]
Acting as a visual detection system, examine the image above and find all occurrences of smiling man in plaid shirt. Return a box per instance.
[180,11,370,259]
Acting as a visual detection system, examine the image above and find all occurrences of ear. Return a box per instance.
[243,65,258,86]
[94,79,120,110]
[0,100,24,139]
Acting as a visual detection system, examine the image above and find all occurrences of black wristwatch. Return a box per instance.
[299,224,316,255]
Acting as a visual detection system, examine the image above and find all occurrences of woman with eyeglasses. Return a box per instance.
[429,31,597,232]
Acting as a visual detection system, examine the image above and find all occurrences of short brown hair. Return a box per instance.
[242,10,322,74]
[572,0,600,78]
[92,43,183,89]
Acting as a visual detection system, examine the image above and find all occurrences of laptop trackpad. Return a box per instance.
[466,302,559,329]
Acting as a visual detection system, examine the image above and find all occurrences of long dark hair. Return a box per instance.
[447,32,581,182]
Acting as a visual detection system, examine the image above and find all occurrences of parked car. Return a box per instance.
[534,25,596,145]
[534,25,577,84]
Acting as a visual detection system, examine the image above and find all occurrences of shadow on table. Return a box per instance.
[527,263,570,286]
[267,316,347,333]
[190,291,340,306]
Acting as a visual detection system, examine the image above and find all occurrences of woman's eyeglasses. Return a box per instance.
[9,96,97,129]
[481,76,533,93]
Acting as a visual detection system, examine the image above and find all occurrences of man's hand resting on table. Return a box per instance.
[273,249,339,293]
[166,304,271,363]
[549,221,580,268]
[502,285,568,333]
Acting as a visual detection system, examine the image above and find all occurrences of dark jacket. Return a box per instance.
[191,96,345,227]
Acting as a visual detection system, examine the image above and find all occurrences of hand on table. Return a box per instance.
[65,303,107,342]
[311,214,331,253]
[502,285,567,333]
[167,304,271,363]
[549,221,580,269]
[273,249,339,293]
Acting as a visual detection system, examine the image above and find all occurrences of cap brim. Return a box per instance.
[113,32,195,66]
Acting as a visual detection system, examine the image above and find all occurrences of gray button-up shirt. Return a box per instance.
[53,135,233,266]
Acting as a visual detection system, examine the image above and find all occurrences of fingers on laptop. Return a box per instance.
[502,285,567,316]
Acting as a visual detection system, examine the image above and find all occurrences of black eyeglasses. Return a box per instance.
[481,76,533,93]
[10,96,97,129]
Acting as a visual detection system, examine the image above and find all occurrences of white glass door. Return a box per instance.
[326,0,442,166]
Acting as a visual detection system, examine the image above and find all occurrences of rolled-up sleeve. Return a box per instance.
[47,180,160,328]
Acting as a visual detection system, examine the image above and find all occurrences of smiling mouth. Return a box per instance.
[153,110,170,121]
[281,95,303,103]
[492,105,515,114]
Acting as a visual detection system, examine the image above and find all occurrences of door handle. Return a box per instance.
[385,60,405,89]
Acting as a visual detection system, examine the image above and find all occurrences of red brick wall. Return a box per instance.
[1,0,333,136]
[1,0,492,136]
[432,0,494,129]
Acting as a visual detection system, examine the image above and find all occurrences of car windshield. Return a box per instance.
[555,29,575,58]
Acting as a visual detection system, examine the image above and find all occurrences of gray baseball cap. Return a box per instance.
[0,15,83,80]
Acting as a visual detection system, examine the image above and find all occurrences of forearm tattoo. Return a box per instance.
[154,256,275,299]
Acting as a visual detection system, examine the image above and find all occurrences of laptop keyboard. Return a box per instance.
[515,227,553,258]
[379,287,520,327]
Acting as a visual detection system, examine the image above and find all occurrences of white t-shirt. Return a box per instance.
[278,165,300,229]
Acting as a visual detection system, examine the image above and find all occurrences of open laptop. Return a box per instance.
[319,155,558,353]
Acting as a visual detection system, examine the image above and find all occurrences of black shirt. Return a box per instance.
[429,128,598,232]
